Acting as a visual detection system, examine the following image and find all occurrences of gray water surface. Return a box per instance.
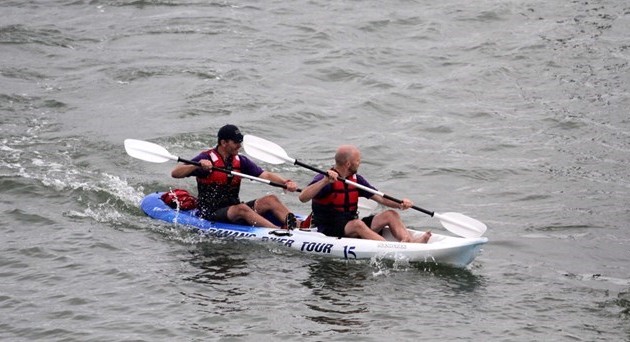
[1,0,629,341]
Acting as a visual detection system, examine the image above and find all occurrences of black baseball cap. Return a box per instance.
[217,124,244,143]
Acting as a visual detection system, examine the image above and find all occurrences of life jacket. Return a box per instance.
[196,149,242,214]
[311,172,359,224]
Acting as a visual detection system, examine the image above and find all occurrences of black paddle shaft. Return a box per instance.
[177,157,201,166]
[294,160,432,215]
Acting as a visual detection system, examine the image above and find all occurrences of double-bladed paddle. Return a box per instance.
[125,139,405,216]
[123,139,299,192]
[242,134,487,238]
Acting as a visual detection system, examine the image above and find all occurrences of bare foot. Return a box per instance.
[411,231,432,243]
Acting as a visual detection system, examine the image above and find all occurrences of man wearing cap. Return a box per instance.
[171,124,299,229]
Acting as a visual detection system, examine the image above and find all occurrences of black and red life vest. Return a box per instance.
[196,149,242,214]
[311,172,359,224]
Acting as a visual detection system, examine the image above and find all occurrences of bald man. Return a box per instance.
[299,145,430,243]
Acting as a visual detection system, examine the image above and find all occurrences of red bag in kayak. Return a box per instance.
[160,189,198,210]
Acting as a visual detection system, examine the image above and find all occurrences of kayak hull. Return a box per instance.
[140,192,488,268]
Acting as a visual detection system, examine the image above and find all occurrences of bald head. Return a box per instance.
[334,145,361,175]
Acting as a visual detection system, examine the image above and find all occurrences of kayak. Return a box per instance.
[140,192,488,268]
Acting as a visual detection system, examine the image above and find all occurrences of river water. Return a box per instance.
[1,0,629,341]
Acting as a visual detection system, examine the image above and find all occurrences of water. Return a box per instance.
[1,0,629,340]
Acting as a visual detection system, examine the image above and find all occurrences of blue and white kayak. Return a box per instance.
[140,192,488,268]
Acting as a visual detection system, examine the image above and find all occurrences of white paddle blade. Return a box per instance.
[434,212,487,238]
[124,139,177,163]
[243,134,296,165]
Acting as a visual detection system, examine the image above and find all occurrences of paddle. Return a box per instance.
[123,139,300,192]
[242,134,487,238]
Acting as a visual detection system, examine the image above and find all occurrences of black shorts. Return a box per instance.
[316,215,375,238]
[202,199,256,224]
